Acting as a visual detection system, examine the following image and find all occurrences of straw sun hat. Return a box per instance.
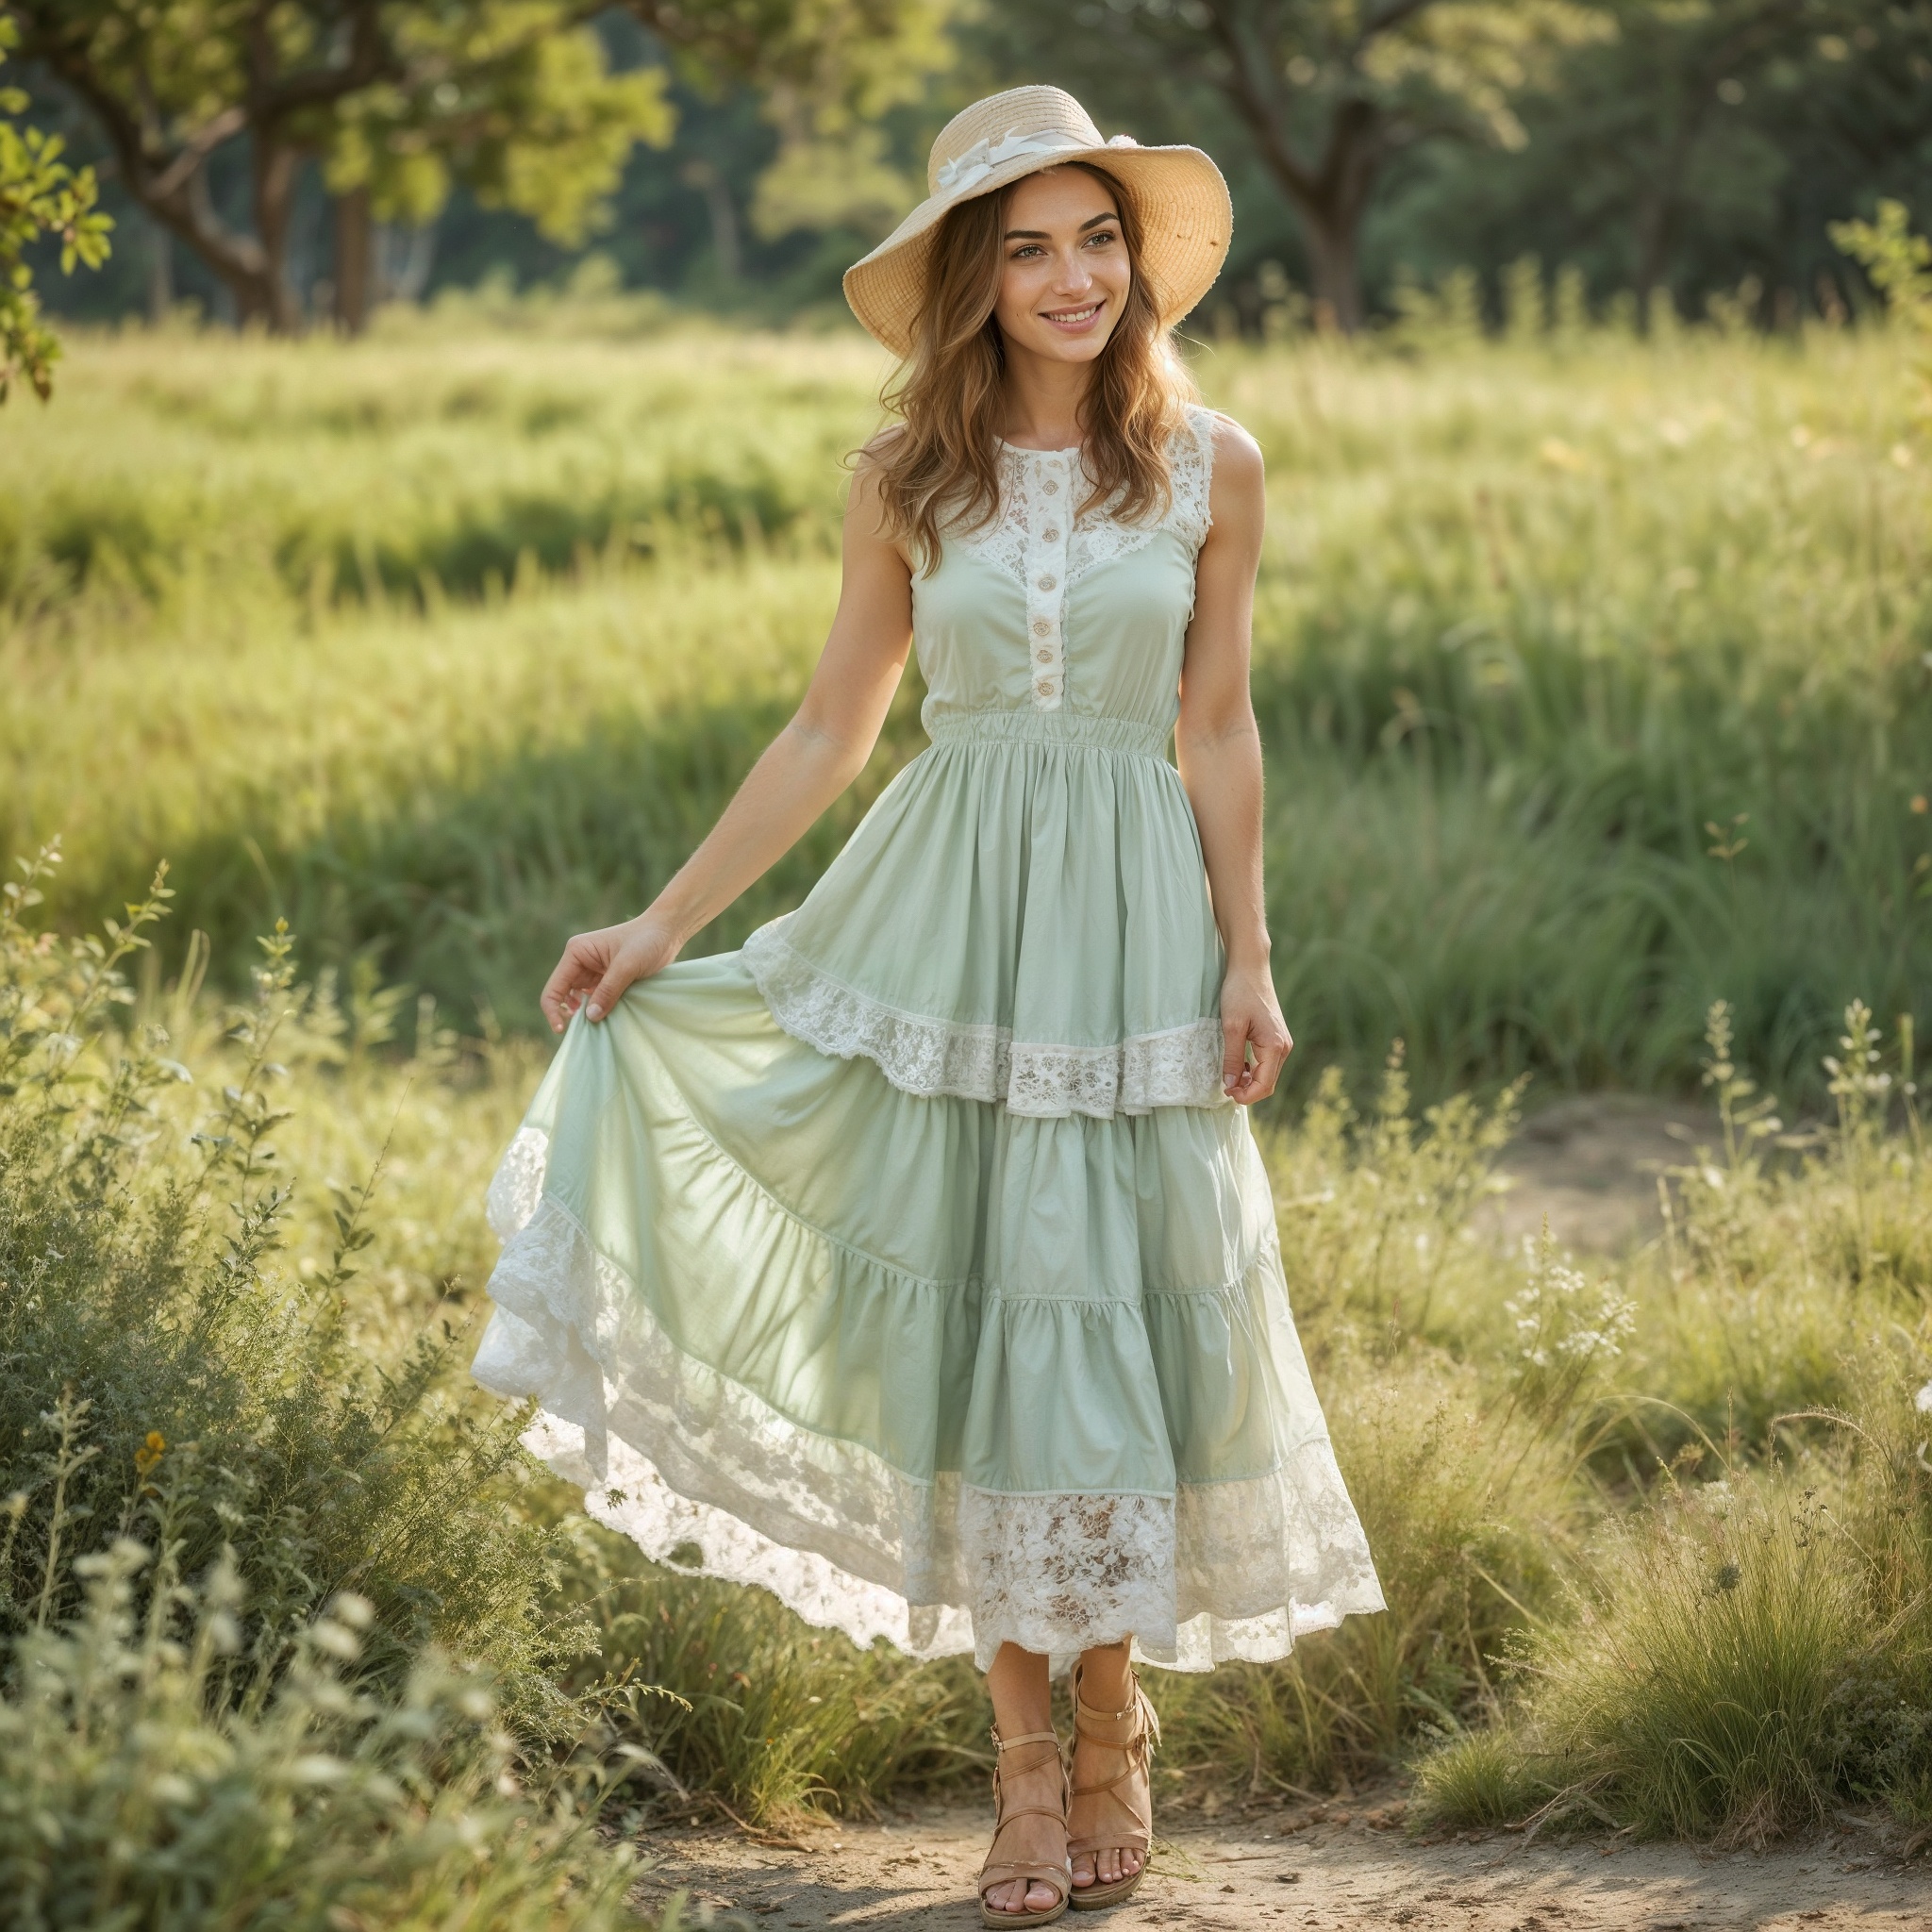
[843,85,1232,358]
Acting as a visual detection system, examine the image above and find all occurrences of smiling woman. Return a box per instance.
[860,117,1225,581]
[471,85,1382,1928]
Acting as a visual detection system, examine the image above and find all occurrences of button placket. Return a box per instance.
[1023,455,1070,709]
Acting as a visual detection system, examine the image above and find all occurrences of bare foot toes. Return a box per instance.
[985,1874,1059,1915]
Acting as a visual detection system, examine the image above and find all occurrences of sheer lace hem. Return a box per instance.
[741,919,1228,1118]
[475,1132,1386,1674]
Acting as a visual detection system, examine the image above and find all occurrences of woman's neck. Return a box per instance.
[997,341,1094,451]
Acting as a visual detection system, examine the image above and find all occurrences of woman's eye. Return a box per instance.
[1084,230,1118,248]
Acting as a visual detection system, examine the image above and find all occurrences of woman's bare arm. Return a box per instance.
[1174,418,1292,1106]
[541,459,914,1031]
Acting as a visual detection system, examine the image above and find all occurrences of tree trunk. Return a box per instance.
[248,137,303,331]
[1632,185,1674,325]
[1300,204,1364,334]
[146,223,174,325]
[1232,87,1381,335]
[334,186,373,334]
[706,173,742,283]
[681,159,741,282]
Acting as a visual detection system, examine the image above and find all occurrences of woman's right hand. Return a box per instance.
[540,914,685,1034]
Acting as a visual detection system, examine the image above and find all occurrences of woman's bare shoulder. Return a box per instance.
[853,423,908,473]
[1200,408,1264,482]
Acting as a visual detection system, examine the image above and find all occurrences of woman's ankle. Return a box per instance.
[1074,1641,1135,1713]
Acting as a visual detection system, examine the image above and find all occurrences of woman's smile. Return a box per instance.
[1040,299,1105,333]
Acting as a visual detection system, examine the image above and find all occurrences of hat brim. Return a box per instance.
[842,143,1232,358]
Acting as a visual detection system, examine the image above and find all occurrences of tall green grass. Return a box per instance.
[7,324,1931,1104]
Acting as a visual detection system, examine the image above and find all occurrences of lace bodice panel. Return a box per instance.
[912,405,1218,732]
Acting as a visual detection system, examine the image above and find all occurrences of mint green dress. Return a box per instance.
[473,406,1383,1672]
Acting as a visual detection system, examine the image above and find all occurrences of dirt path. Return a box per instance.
[631,1798,1927,1929]
[1480,1092,1716,1253]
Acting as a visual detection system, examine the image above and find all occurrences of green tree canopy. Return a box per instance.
[5,1,679,331]
[0,13,109,399]
[988,0,1611,331]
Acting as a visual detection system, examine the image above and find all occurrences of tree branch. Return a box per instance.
[17,23,268,284]
[147,106,247,203]
[1198,0,1318,207]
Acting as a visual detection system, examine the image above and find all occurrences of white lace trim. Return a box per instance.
[949,408,1217,712]
[475,1130,1387,1674]
[741,919,1228,1118]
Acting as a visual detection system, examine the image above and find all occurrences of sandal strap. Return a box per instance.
[981,1736,1073,1905]
[991,1726,1060,1752]
[989,1802,1068,1829]
[1067,1829,1150,1855]
[978,1859,1071,1904]
[984,1718,1071,1885]
[1067,1660,1157,1856]
[1071,1759,1145,1803]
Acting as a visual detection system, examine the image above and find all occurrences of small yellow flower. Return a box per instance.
[134,1431,166,1476]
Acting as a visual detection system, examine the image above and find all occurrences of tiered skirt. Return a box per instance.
[474,712,1383,1671]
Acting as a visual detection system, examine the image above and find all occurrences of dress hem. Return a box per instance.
[475,1124,1388,1674]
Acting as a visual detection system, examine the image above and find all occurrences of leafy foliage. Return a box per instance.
[0,14,108,400]
[0,844,575,1714]
[0,1547,641,1931]
[7,0,958,331]
[1834,198,1932,432]
[8,0,675,329]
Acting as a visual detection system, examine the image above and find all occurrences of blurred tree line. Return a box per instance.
[4,0,1928,336]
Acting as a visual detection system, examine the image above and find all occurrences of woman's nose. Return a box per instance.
[1051,250,1093,294]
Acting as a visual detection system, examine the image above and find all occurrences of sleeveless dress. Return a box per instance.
[473,405,1384,1674]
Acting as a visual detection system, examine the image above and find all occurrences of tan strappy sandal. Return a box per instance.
[1066,1658,1160,1911]
[977,1722,1073,1927]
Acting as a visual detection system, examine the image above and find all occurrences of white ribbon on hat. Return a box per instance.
[933,129,1088,195]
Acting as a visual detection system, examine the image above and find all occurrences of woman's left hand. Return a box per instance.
[1220,961,1292,1106]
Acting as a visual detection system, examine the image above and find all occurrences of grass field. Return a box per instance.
[7,316,1929,1107]
[5,312,1932,1914]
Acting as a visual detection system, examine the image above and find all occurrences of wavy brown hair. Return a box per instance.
[869,163,1197,574]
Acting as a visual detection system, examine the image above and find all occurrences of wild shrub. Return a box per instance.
[1516,1477,1862,1845]
[0,1544,638,1932]
[0,845,574,1708]
[1418,1008,1932,1843]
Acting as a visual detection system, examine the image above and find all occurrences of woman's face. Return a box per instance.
[991,167,1131,367]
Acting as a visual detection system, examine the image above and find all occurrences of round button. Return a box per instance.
[1037,575,1057,591]
[1036,679,1055,696]
[1036,647,1053,663]
[1042,526,1060,542]
[1032,617,1051,637]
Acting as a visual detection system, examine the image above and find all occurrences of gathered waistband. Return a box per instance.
[924,708,1170,758]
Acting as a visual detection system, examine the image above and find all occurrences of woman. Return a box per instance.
[474,85,1383,1925]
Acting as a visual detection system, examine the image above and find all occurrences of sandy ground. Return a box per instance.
[631,1796,1930,1929]
[1478,1091,1717,1254]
